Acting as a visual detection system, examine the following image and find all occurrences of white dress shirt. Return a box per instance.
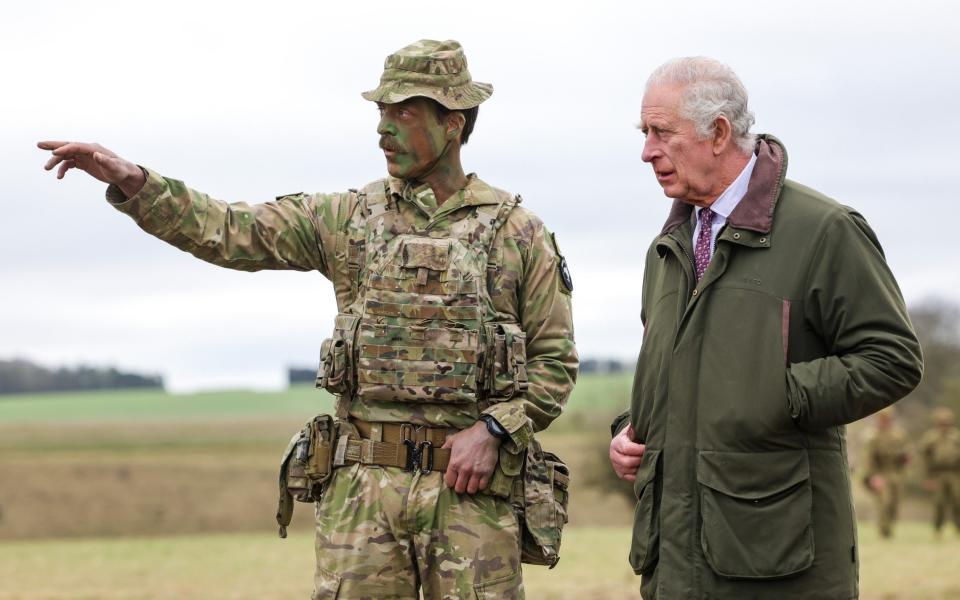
[693,152,758,257]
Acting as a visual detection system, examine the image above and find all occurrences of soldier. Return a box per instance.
[920,407,960,538]
[38,39,577,599]
[861,407,910,538]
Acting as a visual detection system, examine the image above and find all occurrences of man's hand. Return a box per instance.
[442,421,501,495]
[38,141,146,198]
[610,424,646,482]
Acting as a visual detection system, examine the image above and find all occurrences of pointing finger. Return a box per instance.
[37,141,69,151]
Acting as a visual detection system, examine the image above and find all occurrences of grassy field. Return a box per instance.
[0,524,958,600]
[0,373,633,425]
[1,374,957,598]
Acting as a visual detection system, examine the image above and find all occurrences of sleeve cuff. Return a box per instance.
[105,167,169,221]
[610,411,630,438]
[482,401,532,453]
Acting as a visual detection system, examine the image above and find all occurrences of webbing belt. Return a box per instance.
[333,421,457,474]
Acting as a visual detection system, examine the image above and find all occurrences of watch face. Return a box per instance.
[483,415,505,437]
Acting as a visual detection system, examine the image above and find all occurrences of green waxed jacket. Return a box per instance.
[612,135,922,599]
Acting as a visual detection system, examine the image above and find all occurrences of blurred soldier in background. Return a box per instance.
[38,39,577,599]
[920,407,960,538]
[862,407,910,538]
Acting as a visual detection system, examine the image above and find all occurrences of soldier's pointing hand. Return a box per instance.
[38,141,146,198]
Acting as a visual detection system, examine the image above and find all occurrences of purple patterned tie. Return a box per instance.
[694,208,715,281]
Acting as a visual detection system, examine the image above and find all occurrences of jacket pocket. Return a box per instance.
[697,449,814,579]
[629,448,661,574]
[473,570,522,599]
[312,565,342,599]
[316,313,360,396]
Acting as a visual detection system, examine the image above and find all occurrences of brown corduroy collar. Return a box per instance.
[658,134,789,236]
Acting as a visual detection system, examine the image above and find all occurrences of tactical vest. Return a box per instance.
[316,179,529,414]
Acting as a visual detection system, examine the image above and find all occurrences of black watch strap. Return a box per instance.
[480,414,507,439]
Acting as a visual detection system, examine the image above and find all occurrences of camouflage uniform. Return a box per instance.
[861,409,909,538]
[920,408,960,536]
[105,40,577,599]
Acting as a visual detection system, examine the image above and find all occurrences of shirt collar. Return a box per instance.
[697,152,758,220]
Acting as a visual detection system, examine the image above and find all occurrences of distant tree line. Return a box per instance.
[0,358,163,395]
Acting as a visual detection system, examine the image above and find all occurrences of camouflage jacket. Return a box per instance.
[106,170,578,450]
[920,427,960,474]
[862,427,909,478]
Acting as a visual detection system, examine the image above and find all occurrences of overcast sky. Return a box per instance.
[2,0,958,391]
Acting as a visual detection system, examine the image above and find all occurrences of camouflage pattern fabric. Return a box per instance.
[328,179,524,422]
[312,464,523,599]
[106,172,577,454]
[920,425,960,533]
[105,170,576,598]
[862,425,909,537]
[361,40,493,110]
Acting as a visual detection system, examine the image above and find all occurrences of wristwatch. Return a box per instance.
[479,414,507,439]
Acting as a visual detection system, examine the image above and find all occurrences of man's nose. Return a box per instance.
[377,116,396,136]
[641,136,658,163]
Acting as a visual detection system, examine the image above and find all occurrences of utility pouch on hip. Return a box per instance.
[486,444,525,498]
[514,438,570,568]
[276,414,336,538]
[483,322,529,400]
[316,314,360,396]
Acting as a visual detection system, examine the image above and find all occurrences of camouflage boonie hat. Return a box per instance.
[362,39,493,110]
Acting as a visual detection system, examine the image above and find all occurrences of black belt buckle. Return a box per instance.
[403,439,434,474]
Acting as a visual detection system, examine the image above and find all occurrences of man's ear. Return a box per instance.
[447,112,466,141]
[712,115,734,155]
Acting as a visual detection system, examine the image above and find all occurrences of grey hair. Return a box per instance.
[646,57,756,154]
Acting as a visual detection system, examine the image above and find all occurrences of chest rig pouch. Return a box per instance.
[316,181,525,408]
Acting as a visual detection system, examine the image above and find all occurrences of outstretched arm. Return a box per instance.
[38,140,343,276]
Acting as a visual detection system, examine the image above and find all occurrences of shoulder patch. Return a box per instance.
[550,232,573,293]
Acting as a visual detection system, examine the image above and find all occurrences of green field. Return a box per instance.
[1,374,957,599]
[1,524,958,599]
[0,373,633,425]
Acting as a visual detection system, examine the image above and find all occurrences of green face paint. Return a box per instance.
[376,98,452,181]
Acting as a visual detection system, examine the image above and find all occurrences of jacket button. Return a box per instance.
[760,237,767,243]
[733,232,741,240]
[692,289,699,296]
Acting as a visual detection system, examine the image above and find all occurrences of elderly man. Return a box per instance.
[609,57,922,599]
[39,40,577,599]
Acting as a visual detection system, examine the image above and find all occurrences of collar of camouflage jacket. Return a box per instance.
[659,134,789,236]
[387,173,503,212]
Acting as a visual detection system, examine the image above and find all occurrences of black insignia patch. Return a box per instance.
[559,256,573,292]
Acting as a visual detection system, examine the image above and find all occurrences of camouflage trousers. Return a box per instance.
[312,463,524,599]
[931,473,960,533]
[872,478,900,538]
